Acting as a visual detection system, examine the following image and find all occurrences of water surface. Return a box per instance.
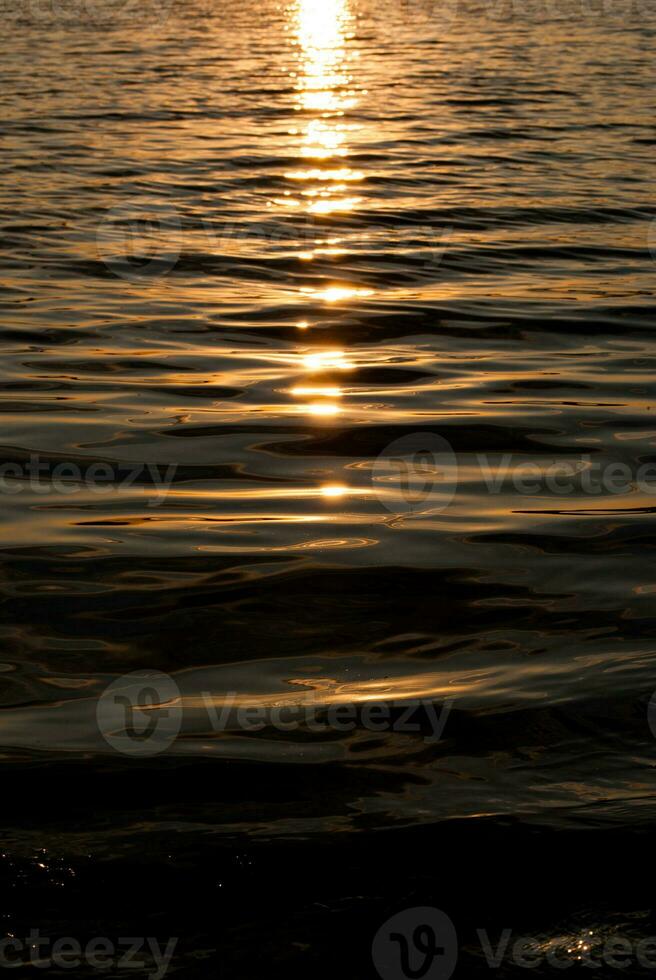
[2,0,656,971]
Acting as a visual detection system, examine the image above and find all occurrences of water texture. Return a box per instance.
[1,0,656,973]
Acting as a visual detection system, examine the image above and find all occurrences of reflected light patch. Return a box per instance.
[301,121,348,159]
[306,402,341,416]
[308,196,361,215]
[285,168,364,182]
[303,350,353,371]
[301,90,340,113]
[321,484,349,498]
[291,386,343,397]
[312,286,373,303]
[313,246,347,256]
[300,145,348,160]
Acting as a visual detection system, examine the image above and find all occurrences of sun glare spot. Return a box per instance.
[312,286,373,303]
[307,403,342,416]
[321,484,348,498]
[291,386,343,397]
[302,350,353,372]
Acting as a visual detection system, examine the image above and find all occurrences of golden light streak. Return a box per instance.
[290,386,343,397]
[309,285,373,303]
[321,484,349,498]
[306,402,342,416]
[302,350,353,372]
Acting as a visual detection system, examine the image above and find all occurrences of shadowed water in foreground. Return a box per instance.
[1,0,656,974]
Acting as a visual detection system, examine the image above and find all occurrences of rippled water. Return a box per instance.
[2,0,656,972]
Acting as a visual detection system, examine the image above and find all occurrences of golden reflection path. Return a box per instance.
[286,0,364,437]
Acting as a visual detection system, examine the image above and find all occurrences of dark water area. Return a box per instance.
[1,0,656,975]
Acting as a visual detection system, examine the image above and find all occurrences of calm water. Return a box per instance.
[2,0,656,973]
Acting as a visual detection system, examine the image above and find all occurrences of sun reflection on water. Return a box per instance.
[286,0,365,440]
[292,0,360,192]
[290,0,361,218]
[294,0,353,110]
[302,349,353,372]
[308,285,373,303]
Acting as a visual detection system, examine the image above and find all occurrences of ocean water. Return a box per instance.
[1,0,656,974]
